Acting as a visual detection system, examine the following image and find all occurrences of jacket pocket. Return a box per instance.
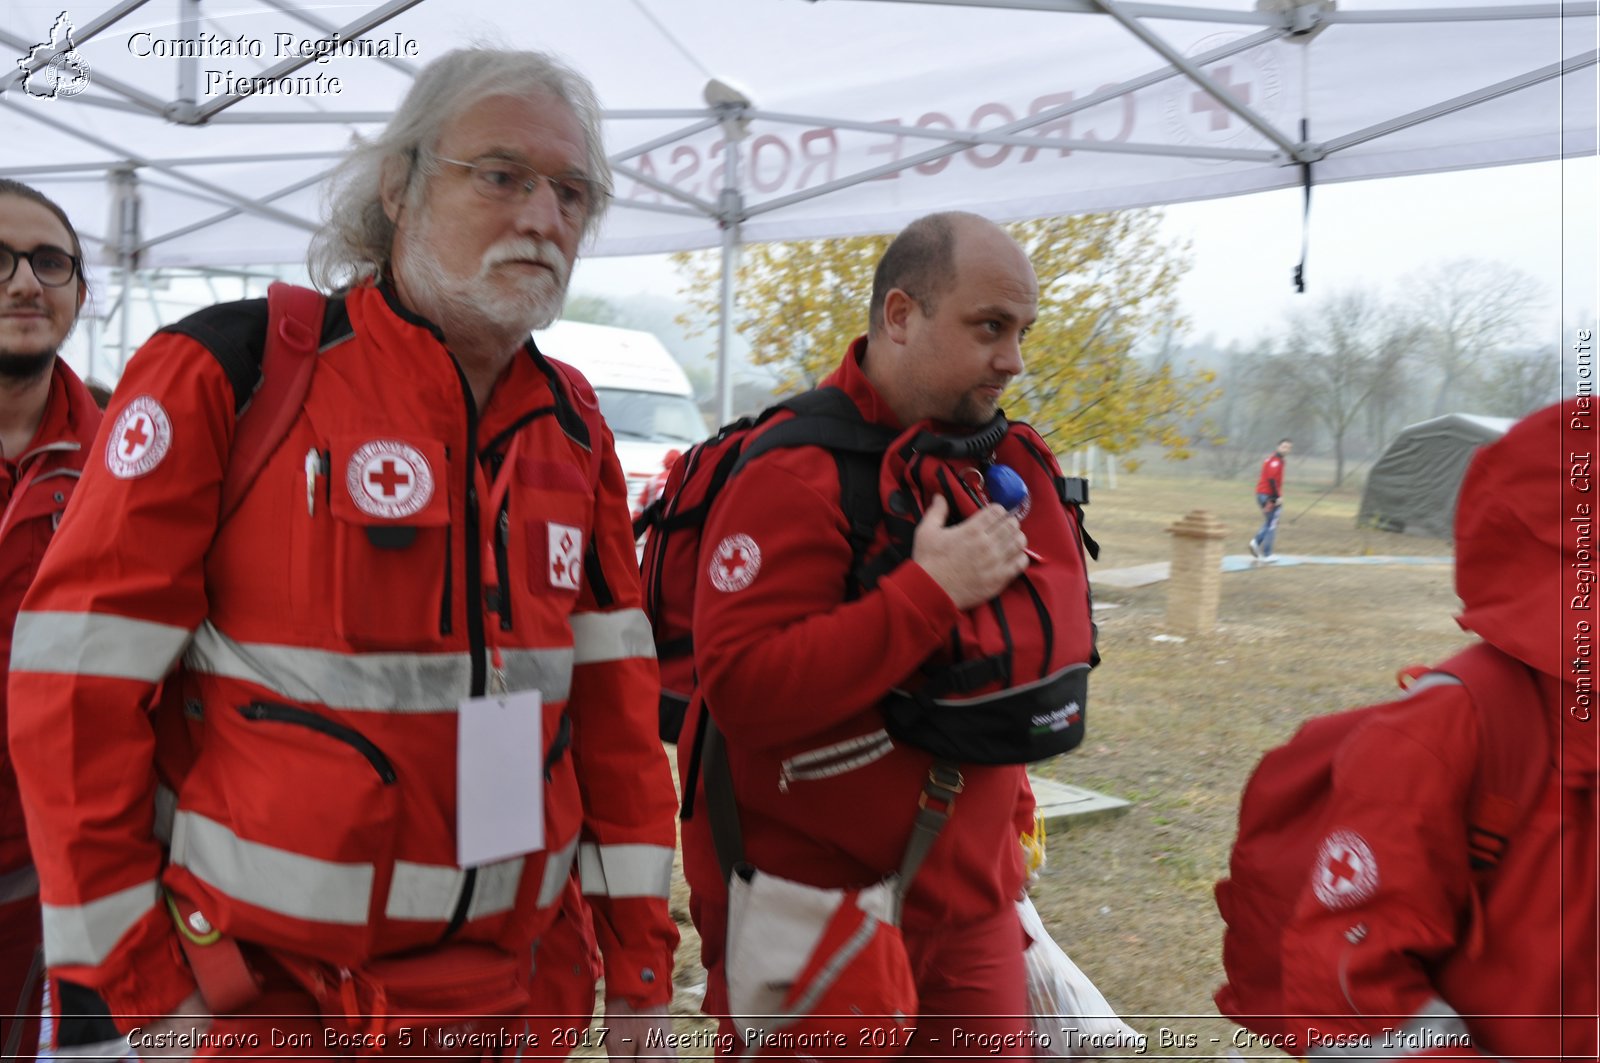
[330,435,450,648]
[170,700,399,962]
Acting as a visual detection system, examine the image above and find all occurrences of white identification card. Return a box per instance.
[457,689,545,867]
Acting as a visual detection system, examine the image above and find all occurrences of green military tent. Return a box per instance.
[1357,413,1515,539]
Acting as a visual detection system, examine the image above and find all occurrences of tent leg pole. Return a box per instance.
[716,219,740,425]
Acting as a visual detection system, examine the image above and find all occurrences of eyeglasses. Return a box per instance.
[0,245,80,288]
[436,156,608,222]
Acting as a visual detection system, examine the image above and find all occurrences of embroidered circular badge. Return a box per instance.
[105,396,172,479]
[708,534,761,593]
[346,440,434,519]
[1312,830,1380,910]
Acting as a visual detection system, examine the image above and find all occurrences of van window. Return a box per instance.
[594,388,707,445]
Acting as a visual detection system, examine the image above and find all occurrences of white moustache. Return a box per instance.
[483,241,569,286]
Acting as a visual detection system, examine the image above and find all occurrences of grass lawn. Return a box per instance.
[653,462,1466,1060]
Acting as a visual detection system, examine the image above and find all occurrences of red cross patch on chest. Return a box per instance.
[345,440,434,520]
[548,521,583,591]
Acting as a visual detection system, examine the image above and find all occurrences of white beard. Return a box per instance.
[399,213,572,347]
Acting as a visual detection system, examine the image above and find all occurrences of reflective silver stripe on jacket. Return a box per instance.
[570,609,655,664]
[537,835,580,908]
[41,879,160,967]
[577,842,674,899]
[11,612,190,682]
[170,810,372,925]
[386,856,524,922]
[1306,998,1476,1058]
[171,810,575,928]
[0,863,38,903]
[186,622,574,711]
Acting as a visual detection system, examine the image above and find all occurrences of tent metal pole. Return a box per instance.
[176,0,201,105]
[1091,0,1304,158]
[118,260,133,375]
[716,185,744,425]
[0,28,171,115]
[189,0,430,123]
[1,98,318,233]
[747,26,1286,219]
[1321,48,1600,156]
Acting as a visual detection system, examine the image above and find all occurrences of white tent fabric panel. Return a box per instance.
[1,0,1595,270]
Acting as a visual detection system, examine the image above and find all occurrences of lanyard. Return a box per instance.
[476,433,522,694]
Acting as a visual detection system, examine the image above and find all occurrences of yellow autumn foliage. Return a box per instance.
[674,211,1216,459]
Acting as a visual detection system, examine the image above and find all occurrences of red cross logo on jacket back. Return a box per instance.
[708,534,761,593]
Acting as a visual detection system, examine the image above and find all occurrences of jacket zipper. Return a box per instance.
[445,361,487,941]
[236,702,396,783]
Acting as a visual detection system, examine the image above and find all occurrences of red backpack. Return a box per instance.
[635,386,901,744]
[862,417,1099,764]
[1213,641,1549,1051]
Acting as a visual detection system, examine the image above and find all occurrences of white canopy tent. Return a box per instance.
[3,0,1596,415]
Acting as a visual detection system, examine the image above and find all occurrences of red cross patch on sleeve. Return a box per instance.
[104,396,172,479]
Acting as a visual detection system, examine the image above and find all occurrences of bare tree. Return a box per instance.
[1276,290,1420,485]
[1411,259,1543,416]
[1474,347,1562,418]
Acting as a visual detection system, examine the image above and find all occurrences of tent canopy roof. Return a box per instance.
[3,0,1594,271]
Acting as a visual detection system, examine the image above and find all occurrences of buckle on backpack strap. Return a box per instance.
[165,891,262,1013]
[919,764,965,813]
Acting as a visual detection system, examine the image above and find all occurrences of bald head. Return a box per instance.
[870,211,997,338]
[866,213,1037,426]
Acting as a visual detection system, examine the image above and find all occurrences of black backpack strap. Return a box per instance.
[733,387,899,596]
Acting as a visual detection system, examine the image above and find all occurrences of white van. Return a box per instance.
[532,319,707,518]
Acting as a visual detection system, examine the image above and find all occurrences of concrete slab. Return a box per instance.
[1027,773,1131,830]
[1090,554,1454,587]
[1088,561,1170,589]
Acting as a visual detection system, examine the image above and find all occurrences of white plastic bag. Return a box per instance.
[1017,895,1146,1059]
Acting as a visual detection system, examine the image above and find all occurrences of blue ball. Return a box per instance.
[983,463,1029,513]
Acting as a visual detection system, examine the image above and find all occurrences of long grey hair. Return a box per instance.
[307,47,610,291]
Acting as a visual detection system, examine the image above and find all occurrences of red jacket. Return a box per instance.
[0,359,101,886]
[681,340,1077,1005]
[1278,399,1596,1060]
[8,284,678,1028]
[1255,451,1285,500]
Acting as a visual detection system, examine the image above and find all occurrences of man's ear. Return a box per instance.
[881,288,917,344]
[380,155,410,224]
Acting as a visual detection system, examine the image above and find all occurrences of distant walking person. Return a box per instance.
[1249,438,1291,561]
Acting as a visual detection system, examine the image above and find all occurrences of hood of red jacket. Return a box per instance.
[1455,398,1598,778]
